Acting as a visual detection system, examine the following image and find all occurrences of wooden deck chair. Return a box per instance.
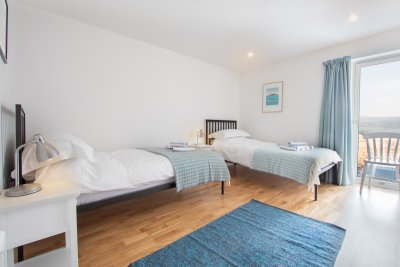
[360,132,400,194]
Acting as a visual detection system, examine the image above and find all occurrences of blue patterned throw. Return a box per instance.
[140,148,230,191]
[251,144,341,189]
[129,200,345,267]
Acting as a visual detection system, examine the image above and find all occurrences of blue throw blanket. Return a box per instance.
[140,148,230,191]
[130,200,345,267]
[251,144,341,189]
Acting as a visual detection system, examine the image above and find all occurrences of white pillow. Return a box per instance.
[35,157,129,194]
[22,133,94,175]
[208,129,250,139]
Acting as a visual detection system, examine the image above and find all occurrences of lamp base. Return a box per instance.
[5,183,42,197]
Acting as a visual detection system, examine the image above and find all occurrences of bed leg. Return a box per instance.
[221,181,224,195]
[314,185,318,201]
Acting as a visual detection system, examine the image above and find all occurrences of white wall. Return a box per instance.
[0,0,16,189]
[15,2,400,153]
[15,3,240,151]
[240,27,400,146]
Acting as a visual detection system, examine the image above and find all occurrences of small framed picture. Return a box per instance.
[0,0,8,64]
[262,81,283,113]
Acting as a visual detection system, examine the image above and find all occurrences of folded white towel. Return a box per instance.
[172,147,195,152]
[289,144,309,148]
[289,141,308,146]
[169,142,188,148]
[296,145,314,151]
[280,145,298,151]
[280,145,314,151]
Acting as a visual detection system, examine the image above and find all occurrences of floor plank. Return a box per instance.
[22,165,399,266]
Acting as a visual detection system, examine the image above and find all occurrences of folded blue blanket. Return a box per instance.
[140,148,230,191]
[252,145,341,189]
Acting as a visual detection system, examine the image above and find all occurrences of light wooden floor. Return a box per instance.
[23,165,400,267]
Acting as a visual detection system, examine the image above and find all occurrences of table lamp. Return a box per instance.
[197,129,205,145]
[5,134,59,197]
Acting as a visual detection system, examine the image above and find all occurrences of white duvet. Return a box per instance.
[35,149,175,194]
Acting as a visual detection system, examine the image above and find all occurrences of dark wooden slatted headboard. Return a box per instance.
[205,119,237,145]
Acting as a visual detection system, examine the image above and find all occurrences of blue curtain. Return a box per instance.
[319,56,354,185]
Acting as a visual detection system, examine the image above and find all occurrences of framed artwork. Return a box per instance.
[0,0,8,64]
[262,81,283,113]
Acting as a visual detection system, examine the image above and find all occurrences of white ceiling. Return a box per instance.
[17,0,400,72]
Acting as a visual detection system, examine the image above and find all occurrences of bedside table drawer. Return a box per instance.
[6,200,70,249]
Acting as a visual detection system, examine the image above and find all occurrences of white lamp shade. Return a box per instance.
[198,129,205,138]
[5,134,59,197]
[35,141,59,162]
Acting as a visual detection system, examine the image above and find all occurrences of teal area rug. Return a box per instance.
[129,200,345,267]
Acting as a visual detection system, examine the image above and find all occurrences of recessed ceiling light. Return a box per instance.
[247,52,254,58]
[349,14,359,22]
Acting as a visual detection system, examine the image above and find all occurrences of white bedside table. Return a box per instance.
[0,180,80,267]
[189,144,213,151]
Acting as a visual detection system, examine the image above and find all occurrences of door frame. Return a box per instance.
[352,50,400,180]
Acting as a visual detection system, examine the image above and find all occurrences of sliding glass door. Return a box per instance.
[353,53,400,187]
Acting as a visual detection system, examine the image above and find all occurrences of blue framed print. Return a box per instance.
[262,81,283,113]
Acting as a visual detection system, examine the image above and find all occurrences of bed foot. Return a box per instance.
[314,185,318,201]
[221,181,224,195]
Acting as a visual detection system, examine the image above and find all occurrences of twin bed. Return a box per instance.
[15,106,230,212]
[205,120,341,200]
[16,106,341,211]
[31,145,231,210]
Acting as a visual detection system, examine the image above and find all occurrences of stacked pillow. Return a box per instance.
[208,129,250,139]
